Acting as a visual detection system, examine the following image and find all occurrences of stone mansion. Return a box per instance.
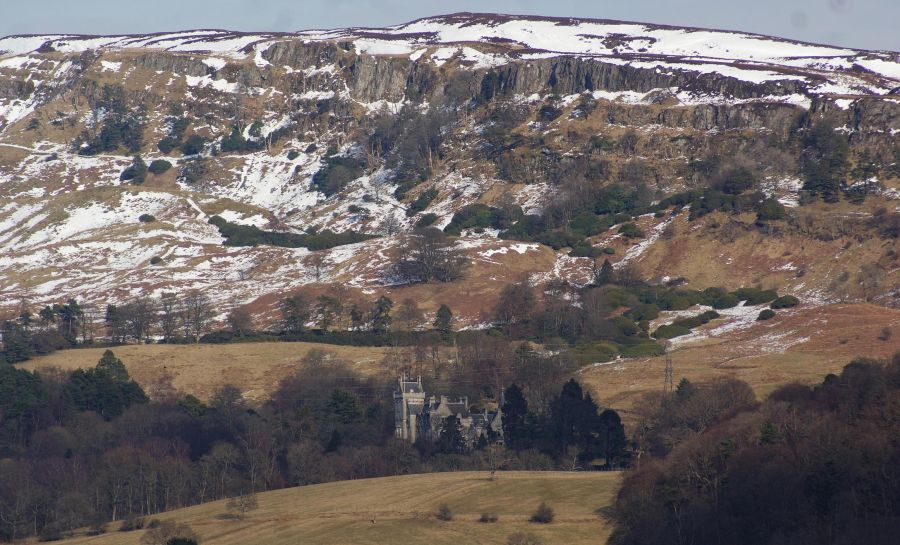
[393,376,503,447]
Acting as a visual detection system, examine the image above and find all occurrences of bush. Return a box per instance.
[712,293,740,309]
[149,256,163,265]
[287,150,299,160]
[757,309,776,321]
[530,502,554,523]
[148,159,172,175]
[770,295,799,309]
[618,222,646,239]
[139,214,156,223]
[653,324,692,339]
[415,213,439,228]
[312,155,365,196]
[732,287,778,305]
[479,513,498,523]
[157,136,179,154]
[436,503,453,521]
[602,246,616,254]
[119,515,146,532]
[180,134,206,156]
[406,187,439,216]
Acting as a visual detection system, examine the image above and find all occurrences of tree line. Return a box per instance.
[0,344,624,542]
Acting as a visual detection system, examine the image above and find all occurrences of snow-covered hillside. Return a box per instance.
[0,13,898,320]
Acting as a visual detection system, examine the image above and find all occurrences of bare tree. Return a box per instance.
[182,291,215,343]
[225,491,258,520]
[394,228,468,283]
[158,292,179,343]
[122,297,157,342]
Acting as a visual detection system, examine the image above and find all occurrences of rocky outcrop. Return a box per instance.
[134,52,210,77]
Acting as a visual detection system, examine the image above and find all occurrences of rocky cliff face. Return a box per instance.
[0,14,897,317]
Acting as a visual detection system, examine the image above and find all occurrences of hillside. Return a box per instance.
[0,12,898,332]
[49,471,619,545]
[19,341,390,401]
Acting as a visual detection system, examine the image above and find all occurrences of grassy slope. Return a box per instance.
[20,342,390,401]
[581,303,900,411]
[53,471,620,545]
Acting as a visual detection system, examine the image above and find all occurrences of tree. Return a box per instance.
[549,379,601,458]
[501,384,531,451]
[395,228,467,283]
[315,296,342,332]
[595,259,614,285]
[281,293,312,333]
[1,320,32,363]
[394,298,423,331]
[182,292,214,342]
[225,491,258,520]
[158,292,179,342]
[370,296,393,334]
[326,389,363,424]
[226,307,253,336]
[436,416,467,454]
[597,409,627,467]
[140,521,197,545]
[494,281,535,333]
[121,298,156,342]
[96,350,129,382]
[529,502,554,523]
[120,155,147,184]
[433,304,453,340]
[802,120,849,201]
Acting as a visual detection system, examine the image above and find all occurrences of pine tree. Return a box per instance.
[433,304,453,340]
[595,259,614,285]
[437,416,467,454]
[501,384,531,450]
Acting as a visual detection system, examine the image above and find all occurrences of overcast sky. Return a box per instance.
[3,0,898,51]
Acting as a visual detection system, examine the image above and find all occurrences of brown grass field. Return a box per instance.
[20,342,390,401]
[49,471,620,545]
[581,303,900,411]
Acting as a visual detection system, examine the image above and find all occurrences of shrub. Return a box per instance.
[878,327,892,341]
[148,159,172,175]
[406,187,438,216]
[712,293,740,309]
[479,512,498,523]
[757,309,776,321]
[530,502,554,523]
[602,246,615,254]
[312,155,365,196]
[732,287,778,305]
[287,150,299,160]
[157,136,179,154]
[179,134,206,156]
[770,295,799,309]
[619,222,646,239]
[618,342,666,358]
[756,197,786,222]
[139,214,156,223]
[436,503,453,521]
[415,213,439,228]
[119,515,146,532]
[653,324,692,339]
[149,256,163,265]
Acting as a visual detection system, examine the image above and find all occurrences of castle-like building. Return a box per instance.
[393,376,503,447]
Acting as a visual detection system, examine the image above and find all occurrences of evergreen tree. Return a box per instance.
[595,259,614,285]
[433,304,453,340]
[371,296,393,334]
[436,416,467,454]
[1,320,32,363]
[501,383,531,451]
[598,409,627,467]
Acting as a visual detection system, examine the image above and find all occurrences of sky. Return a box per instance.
[2,0,898,52]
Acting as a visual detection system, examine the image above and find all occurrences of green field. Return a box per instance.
[55,471,620,545]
